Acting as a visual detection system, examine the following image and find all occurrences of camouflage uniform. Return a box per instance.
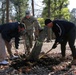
[21,16,41,54]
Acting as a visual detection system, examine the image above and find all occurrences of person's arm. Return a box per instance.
[53,23,65,44]
[52,23,65,49]
[14,34,20,49]
[33,17,41,37]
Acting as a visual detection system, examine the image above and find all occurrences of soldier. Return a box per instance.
[21,10,41,55]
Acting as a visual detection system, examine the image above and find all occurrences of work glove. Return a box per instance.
[52,43,57,49]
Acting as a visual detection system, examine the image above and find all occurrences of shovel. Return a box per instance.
[39,48,53,59]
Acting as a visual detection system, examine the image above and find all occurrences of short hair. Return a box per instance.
[45,19,52,25]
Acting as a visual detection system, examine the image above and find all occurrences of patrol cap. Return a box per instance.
[45,19,52,25]
[25,10,30,16]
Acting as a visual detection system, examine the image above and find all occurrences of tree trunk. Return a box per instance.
[2,2,6,24]
[6,0,9,23]
[28,26,48,61]
[28,41,43,61]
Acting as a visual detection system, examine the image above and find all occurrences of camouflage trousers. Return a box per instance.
[24,32,33,55]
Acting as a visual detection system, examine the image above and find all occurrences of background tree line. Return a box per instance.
[0,0,28,24]
[0,0,76,26]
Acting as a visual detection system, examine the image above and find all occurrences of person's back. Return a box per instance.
[0,22,19,42]
[53,20,75,34]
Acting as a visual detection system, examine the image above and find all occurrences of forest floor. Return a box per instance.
[0,40,76,75]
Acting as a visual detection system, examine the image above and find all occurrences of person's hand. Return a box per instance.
[14,50,19,56]
[58,38,63,44]
[52,43,57,49]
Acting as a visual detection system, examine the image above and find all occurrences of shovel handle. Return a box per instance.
[39,48,52,59]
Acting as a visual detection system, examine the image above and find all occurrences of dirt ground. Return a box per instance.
[11,40,71,54]
[13,40,72,56]
[0,40,76,75]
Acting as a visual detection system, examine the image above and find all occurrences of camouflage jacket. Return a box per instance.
[21,16,41,32]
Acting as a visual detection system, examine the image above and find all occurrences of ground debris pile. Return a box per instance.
[0,53,76,75]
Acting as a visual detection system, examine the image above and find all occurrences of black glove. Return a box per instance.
[15,37,20,49]
[52,43,57,49]
[15,42,19,49]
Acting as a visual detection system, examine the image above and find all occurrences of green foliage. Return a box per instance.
[10,0,28,21]
[42,0,70,20]
[37,18,45,27]
[61,8,70,20]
